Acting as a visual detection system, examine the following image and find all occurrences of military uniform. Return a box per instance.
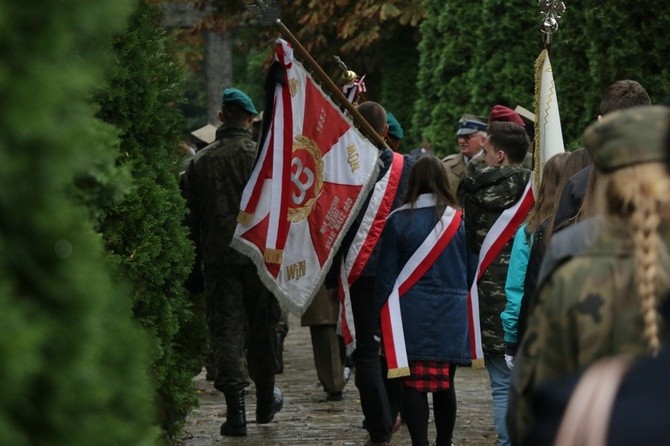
[442,153,466,198]
[510,218,670,443]
[182,123,281,395]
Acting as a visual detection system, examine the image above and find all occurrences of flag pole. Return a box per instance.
[245,0,389,150]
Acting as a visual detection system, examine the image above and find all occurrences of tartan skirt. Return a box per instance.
[402,360,451,392]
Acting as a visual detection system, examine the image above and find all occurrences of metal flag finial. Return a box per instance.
[539,0,566,47]
[246,0,281,26]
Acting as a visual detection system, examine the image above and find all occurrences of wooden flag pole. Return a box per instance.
[245,0,389,150]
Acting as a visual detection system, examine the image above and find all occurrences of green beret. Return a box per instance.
[221,87,258,116]
[386,112,404,140]
[584,105,670,172]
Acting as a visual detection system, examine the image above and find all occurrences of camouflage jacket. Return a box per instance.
[181,124,257,267]
[509,217,670,444]
[460,159,531,355]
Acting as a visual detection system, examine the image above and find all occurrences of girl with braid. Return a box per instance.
[509,105,670,445]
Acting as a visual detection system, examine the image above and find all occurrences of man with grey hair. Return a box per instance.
[443,114,488,198]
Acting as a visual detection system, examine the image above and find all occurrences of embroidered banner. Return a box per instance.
[231,38,381,315]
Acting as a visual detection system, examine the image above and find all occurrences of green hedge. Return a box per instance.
[0,0,160,444]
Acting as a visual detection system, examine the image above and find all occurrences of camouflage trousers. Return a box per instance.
[205,264,281,393]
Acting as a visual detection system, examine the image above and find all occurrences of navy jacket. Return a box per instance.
[373,197,477,363]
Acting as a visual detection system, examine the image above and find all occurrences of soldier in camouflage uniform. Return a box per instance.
[509,106,670,445]
[460,121,532,446]
[181,88,283,437]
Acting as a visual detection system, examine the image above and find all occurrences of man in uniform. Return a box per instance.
[181,87,283,437]
[442,114,488,198]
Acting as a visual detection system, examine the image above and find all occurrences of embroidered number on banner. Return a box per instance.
[291,157,315,205]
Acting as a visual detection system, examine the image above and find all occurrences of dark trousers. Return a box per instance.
[205,264,281,393]
[351,276,395,443]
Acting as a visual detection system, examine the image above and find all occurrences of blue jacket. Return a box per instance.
[373,196,477,363]
[502,224,532,346]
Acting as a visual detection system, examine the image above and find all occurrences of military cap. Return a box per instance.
[386,112,404,140]
[221,87,258,115]
[456,114,488,136]
[584,105,670,172]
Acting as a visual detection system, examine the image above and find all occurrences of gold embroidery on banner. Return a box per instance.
[264,248,283,264]
[346,144,360,172]
[289,78,299,97]
[285,260,307,281]
[287,135,324,223]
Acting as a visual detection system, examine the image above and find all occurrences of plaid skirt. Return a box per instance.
[402,360,451,392]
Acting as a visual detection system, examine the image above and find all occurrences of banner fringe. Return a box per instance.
[471,358,485,369]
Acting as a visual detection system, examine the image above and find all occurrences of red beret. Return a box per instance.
[489,105,525,127]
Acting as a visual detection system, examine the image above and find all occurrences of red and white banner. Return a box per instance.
[468,179,535,360]
[378,195,463,378]
[231,38,381,315]
[338,151,405,352]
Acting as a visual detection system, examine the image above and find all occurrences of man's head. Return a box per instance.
[218,87,258,128]
[482,121,529,166]
[599,80,651,117]
[456,114,488,158]
[357,101,388,136]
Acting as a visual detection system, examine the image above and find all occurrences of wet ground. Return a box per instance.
[181,314,497,445]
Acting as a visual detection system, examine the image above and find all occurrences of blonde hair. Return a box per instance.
[604,163,670,354]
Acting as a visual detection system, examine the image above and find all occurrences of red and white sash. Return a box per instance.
[338,151,405,351]
[379,195,463,378]
[467,178,535,361]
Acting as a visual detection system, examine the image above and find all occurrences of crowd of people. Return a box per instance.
[180,79,670,446]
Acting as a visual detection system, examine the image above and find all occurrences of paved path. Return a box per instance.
[181,314,497,445]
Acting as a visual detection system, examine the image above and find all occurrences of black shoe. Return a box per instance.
[326,391,343,401]
[221,390,247,436]
[256,386,283,423]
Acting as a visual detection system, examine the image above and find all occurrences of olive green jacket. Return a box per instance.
[510,217,670,444]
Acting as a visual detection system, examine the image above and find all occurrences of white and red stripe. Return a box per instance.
[379,195,463,377]
[467,178,535,360]
[338,152,404,351]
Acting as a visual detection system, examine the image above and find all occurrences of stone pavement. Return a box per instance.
[180,314,497,446]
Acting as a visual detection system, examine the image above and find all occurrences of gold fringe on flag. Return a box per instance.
[387,367,411,379]
[264,248,283,264]
[237,210,253,225]
[533,49,548,193]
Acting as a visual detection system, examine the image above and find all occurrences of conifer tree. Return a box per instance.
[0,1,160,444]
[95,0,202,440]
[412,0,484,155]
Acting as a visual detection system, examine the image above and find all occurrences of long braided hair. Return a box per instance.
[603,163,670,354]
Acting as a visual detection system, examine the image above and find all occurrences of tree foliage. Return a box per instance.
[95,0,204,441]
[0,0,160,444]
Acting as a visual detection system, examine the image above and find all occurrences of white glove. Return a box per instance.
[505,354,515,370]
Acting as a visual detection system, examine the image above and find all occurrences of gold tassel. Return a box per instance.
[533,49,548,192]
[471,358,485,369]
[264,248,283,264]
[237,211,253,225]
[387,367,411,379]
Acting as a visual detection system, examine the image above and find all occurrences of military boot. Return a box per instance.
[256,384,283,424]
[220,390,247,436]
